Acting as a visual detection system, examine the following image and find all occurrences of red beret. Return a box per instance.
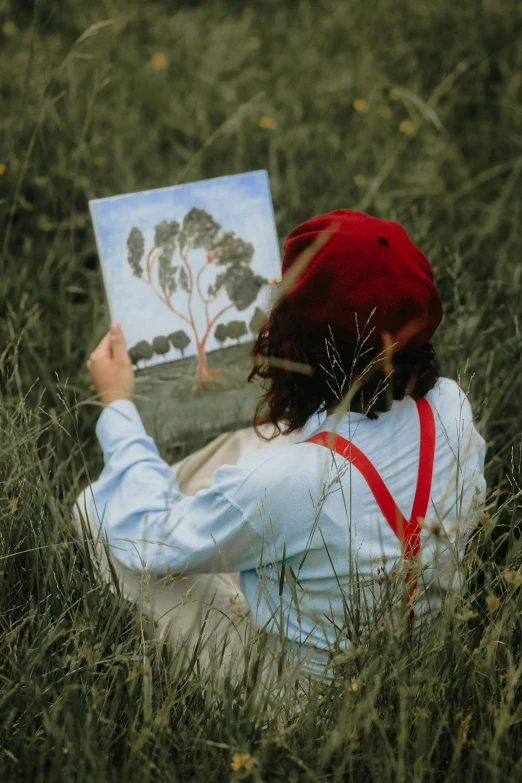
[282,209,443,350]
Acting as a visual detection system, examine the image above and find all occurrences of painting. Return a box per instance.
[89,171,282,452]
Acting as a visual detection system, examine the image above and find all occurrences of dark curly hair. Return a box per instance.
[248,299,440,440]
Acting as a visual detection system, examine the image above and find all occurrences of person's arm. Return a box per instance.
[90,399,266,575]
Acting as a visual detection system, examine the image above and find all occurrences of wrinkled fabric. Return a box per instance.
[89,378,486,678]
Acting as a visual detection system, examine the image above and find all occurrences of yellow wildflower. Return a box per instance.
[0,164,5,176]
[503,570,522,586]
[259,116,274,129]
[353,99,369,113]
[399,120,415,135]
[151,53,167,69]
[351,682,358,691]
[353,174,367,188]
[8,498,19,512]
[3,21,18,37]
[378,106,392,119]
[486,594,500,611]
[231,753,253,772]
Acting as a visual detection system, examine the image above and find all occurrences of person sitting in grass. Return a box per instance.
[73,209,486,688]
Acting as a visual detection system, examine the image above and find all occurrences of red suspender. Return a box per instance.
[305,398,436,632]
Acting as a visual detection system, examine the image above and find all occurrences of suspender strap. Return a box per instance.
[305,398,436,632]
[408,398,436,555]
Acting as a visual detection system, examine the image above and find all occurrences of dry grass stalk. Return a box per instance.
[272,221,340,309]
[253,355,314,376]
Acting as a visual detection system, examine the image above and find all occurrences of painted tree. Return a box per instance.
[126,207,260,382]
[128,345,140,368]
[249,306,266,335]
[152,335,171,361]
[169,329,191,358]
[224,319,248,345]
[131,339,154,368]
[214,322,228,348]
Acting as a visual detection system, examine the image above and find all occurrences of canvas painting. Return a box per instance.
[89,171,282,451]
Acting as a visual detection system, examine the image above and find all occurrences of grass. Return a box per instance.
[1,0,522,779]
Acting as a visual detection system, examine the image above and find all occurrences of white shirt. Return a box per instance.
[91,376,486,678]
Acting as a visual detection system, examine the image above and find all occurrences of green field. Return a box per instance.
[1,0,522,779]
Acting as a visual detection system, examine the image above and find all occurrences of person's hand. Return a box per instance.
[87,322,134,406]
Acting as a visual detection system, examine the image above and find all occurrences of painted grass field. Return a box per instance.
[1,0,522,780]
[132,341,262,458]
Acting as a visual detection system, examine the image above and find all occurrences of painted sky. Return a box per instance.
[89,170,282,368]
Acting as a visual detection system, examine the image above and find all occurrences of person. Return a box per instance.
[73,209,486,692]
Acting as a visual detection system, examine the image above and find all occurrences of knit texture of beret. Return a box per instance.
[281,209,443,350]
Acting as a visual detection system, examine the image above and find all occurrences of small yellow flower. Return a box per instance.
[0,164,5,176]
[353,174,367,188]
[8,498,20,512]
[3,21,18,37]
[151,52,167,69]
[259,115,274,129]
[486,594,501,611]
[93,155,105,167]
[503,570,522,586]
[231,753,253,772]
[378,106,392,119]
[351,682,358,691]
[399,120,415,135]
[353,99,369,113]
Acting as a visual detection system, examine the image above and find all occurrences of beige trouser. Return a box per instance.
[72,424,314,699]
